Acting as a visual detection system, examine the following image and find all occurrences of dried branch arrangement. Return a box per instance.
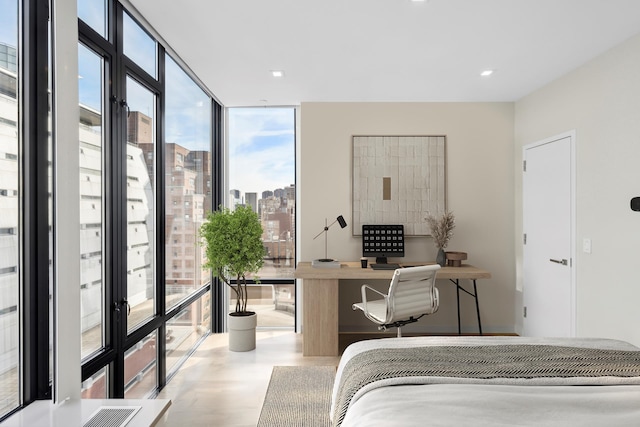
[426,211,456,249]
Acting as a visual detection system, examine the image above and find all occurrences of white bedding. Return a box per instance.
[331,336,640,427]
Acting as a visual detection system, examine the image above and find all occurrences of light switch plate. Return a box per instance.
[582,238,592,254]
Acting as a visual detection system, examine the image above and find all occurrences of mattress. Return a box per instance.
[331,336,640,427]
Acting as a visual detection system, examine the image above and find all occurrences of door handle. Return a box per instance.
[112,300,131,315]
[549,258,568,266]
[122,299,131,316]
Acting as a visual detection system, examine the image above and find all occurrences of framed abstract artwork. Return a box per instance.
[352,135,446,236]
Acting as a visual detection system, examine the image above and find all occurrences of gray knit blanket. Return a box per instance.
[332,344,640,427]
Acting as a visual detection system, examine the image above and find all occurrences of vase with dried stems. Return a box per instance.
[426,211,455,267]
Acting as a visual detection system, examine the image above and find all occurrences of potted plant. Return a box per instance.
[200,205,264,351]
[426,211,455,267]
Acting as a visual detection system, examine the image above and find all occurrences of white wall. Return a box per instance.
[299,102,515,333]
[514,33,640,346]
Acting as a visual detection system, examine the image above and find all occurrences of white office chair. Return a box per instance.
[352,264,441,337]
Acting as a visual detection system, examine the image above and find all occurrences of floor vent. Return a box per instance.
[83,406,141,427]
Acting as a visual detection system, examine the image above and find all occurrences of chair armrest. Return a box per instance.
[356,284,387,313]
[362,284,386,299]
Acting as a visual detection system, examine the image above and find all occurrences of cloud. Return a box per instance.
[228,108,295,194]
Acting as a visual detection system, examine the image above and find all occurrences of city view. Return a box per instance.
[227,107,297,327]
[230,185,296,278]
[83,106,296,395]
[0,42,19,414]
[228,185,296,327]
[0,31,296,407]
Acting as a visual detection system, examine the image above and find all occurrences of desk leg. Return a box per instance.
[473,280,483,335]
[455,279,461,335]
[450,278,483,336]
[302,278,339,356]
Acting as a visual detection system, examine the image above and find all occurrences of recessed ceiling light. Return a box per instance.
[271,70,284,77]
[480,70,494,77]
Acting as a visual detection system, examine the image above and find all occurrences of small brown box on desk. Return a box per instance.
[445,251,467,267]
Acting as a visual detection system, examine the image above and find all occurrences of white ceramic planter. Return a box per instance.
[227,312,257,352]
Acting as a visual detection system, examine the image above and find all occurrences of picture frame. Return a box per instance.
[352,135,446,236]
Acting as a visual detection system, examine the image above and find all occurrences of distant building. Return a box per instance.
[284,184,295,203]
[230,189,241,207]
[128,111,153,145]
[186,150,212,212]
[0,53,18,373]
[157,142,210,296]
[245,192,257,213]
[78,106,156,330]
[0,44,17,73]
[259,194,281,215]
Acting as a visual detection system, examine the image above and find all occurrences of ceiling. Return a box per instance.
[128,0,640,107]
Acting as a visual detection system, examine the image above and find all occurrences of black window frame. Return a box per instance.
[22,0,53,408]
[76,0,224,400]
[2,1,224,418]
[0,0,54,422]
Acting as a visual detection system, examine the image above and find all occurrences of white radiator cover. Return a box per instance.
[83,406,141,427]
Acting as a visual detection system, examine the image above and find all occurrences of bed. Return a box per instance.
[331,336,640,427]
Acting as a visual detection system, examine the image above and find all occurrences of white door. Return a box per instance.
[523,133,575,337]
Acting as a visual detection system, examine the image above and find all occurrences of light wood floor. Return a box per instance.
[156,331,339,427]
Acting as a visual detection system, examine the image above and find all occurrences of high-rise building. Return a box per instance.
[0,49,18,374]
[186,150,212,213]
[128,111,153,145]
[245,192,257,213]
[284,184,295,203]
[230,189,241,207]
[78,106,156,336]
[163,142,209,296]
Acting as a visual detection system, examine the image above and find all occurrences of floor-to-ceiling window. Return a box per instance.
[0,1,20,416]
[163,55,212,376]
[78,42,106,361]
[0,0,51,419]
[78,0,220,399]
[228,107,296,328]
[0,0,221,417]
[78,0,114,398]
[125,75,157,334]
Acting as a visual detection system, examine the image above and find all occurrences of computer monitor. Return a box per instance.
[362,224,404,264]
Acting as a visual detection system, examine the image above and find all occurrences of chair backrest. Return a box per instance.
[387,264,440,322]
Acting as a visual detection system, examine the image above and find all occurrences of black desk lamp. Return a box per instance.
[313,215,347,262]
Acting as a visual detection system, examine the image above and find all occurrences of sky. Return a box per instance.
[0,1,18,47]
[78,0,106,38]
[13,1,295,199]
[164,55,211,151]
[228,108,295,197]
[78,43,102,112]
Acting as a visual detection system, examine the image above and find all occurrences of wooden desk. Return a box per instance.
[295,261,491,356]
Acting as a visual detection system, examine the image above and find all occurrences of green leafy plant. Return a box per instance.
[200,205,264,314]
[426,211,455,249]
